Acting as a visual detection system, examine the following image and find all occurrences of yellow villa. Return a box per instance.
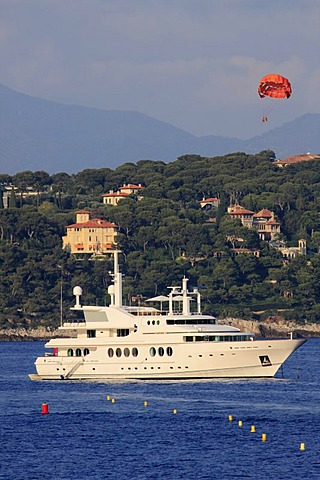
[62,210,117,255]
[102,183,144,206]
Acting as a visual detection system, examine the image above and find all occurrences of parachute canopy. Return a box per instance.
[258,74,292,99]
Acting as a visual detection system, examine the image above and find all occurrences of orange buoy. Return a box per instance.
[41,403,49,414]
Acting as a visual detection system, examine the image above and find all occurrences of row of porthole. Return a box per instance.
[147,320,161,325]
[108,347,139,358]
[107,346,174,358]
[150,347,173,357]
[67,348,90,357]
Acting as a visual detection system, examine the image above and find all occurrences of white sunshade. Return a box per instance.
[146,295,170,302]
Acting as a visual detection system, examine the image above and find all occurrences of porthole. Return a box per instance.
[76,348,82,357]
[158,347,164,357]
[157,320,160,325]
[84,348,90,356]
[124,347,130,357]
[132,347,138,357]
[108,348,114,358]
[167,347,173,356]
[116,348,122,357]
[152,320,155,325]
[67,348,74,357]
[147,321,150,325]
[150,347,156,357]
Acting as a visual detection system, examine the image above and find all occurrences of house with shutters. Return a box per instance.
[62,210,117,255]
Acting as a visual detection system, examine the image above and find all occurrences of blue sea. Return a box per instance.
[0,339,319,480]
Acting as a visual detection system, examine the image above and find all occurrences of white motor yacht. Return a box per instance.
[30,251,306,380]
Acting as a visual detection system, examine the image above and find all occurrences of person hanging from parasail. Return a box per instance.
[258,73,292,123]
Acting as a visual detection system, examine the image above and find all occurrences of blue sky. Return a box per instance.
[1,0,319,138]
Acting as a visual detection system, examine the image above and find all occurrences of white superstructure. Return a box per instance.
[30,251,306,380]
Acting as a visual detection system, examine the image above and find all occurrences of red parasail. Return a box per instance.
[258,74,292,99]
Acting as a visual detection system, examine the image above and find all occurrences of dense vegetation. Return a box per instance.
[1,150,320,329]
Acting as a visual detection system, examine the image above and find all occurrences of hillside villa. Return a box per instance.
[62,210,117,255]
[102,183,144,206]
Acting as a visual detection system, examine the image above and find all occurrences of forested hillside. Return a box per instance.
[1,150,320,329]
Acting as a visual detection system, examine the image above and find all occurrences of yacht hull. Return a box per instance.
[33,338,306,380]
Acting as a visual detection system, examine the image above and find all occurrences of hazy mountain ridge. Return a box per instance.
[0,84,319,174]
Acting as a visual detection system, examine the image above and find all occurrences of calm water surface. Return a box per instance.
[0,339,319,480]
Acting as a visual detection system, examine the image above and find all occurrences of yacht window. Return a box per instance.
[76,348,82,357]
[87,330,96,338]
[158,347,164,357]
[116,348,122,357]
[124,348,130,357]
[167,319,215,325]
[67,348,74,357]
[84,348,90,356]
[117,329,129,337]
[157,320,160,325]
[132,347,138,357]
[167,347,173,356]
[108,348,114,357]
[150,347,156,357]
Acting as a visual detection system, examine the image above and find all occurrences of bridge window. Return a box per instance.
[87,330,96,338]
[76,348,82,356]
[67,348,74,356]
[84,348,90,356]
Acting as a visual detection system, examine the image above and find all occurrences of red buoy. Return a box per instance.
[41,403,49,414]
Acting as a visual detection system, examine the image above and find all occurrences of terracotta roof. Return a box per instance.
[120,184,143,189]
[275,153,320,165]
[102,192,130,197]
[254,209,273,218]
[200,197,219,203]
[229,208,254,215]
[67,219,117,228]
[75,209,90,213]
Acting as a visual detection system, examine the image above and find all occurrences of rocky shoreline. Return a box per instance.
[0,319,319,341]
[219,318,320,339]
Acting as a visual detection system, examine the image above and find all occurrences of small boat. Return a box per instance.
[30,251,306,380]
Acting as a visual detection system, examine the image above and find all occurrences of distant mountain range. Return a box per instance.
[0,84,319,175]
